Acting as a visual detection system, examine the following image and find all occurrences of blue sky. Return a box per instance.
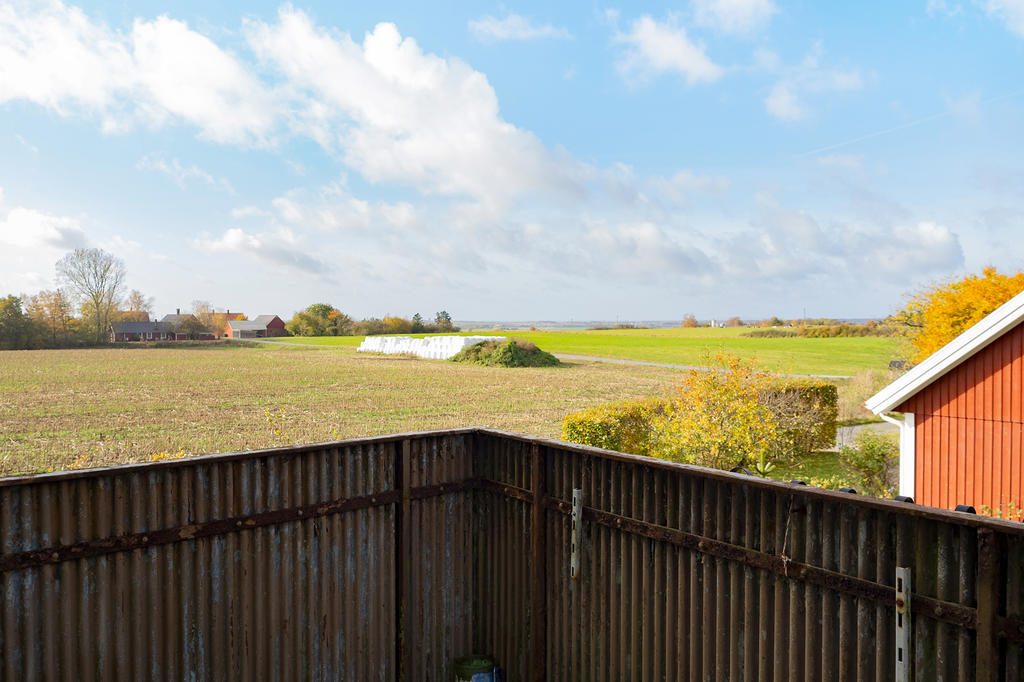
[1,0,1022,321]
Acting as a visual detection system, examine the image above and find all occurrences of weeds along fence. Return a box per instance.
[2,428,1023,681]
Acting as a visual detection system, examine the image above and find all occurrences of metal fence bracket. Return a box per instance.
[896,566,912,682]
[570,488,583,580]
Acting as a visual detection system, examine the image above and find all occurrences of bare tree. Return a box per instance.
[191,300,219,335]
[122,289,154,322]
[56,248,126,344]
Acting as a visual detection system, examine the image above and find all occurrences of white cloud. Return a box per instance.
[868,222,964,274]
[0,2,134,117]
[129,16,279,144]
[230,206,271,219]
[0,2,280,144]
[763,43,863,121]
[582,221,715,276]
[468,13,572,42]
[654,170,730,206]
[0,192,89,293]
[245,9,582,207]
[264,182,422,234]
[137,154,234,193]
[980,0,1024,36]
[765,83,804,121]
[693,0,778,35]
[0,4,587,210]
[731,195,965,282]
[193,227,330,275]
[613,14,723,86]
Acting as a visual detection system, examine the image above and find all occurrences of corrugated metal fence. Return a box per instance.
[2,428,1023,680]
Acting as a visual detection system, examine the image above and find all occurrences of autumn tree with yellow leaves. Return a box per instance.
[895,267,1024,364]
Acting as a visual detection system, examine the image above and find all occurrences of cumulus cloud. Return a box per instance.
[129,16,279,144]
[193,226,330,275]
[265,182,423,234]
[468,13,572,41]
[0,191,89,292]
[0,2,280,143]
[245,9,582,207]
[0,4,588,210]
[980,0,1024,36]
[654,170,730,206]
[137,154,234,192]
[761,43,863,121]
[693,0,778,35]
[613,14,723,86]
[0,3,966,313]
[728,195,964,282]
[582,221,715,276]
[230,206,270,219]
[0,2,135,118]
[865,222,964,274]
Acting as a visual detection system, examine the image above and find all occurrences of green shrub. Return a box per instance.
[764,379,838,454]
[560,356,839,472]
[451,338,560,368]
[562,397,668,455]
[838,430,898,497]
[798,324,898,338]
[742,329,797,338]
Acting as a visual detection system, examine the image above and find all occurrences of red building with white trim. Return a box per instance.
[868,292,1024,517]
[226,315,286,338]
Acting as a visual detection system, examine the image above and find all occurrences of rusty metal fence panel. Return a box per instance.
[3,427,1023,680]
[471,430,1024,682]
[0,431,476,681]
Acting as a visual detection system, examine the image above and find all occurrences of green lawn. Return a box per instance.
[263,327,900,376]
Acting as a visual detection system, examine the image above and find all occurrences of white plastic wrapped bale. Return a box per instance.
[356,335,507,360]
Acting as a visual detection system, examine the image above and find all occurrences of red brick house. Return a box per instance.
[226,315,286,339]
[867,291,1024,517]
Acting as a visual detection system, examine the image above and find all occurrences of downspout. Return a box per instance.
[878,412,915,498]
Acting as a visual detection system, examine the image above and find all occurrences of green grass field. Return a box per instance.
[264,327,901,376]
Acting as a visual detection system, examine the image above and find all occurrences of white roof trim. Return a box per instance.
[866,288,1024,414]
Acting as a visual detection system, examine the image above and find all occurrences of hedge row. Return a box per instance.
[561,397,667,456]
[562,379,838,458]
[772,379,839,452]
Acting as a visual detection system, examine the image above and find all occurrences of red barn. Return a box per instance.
[867,291,1024,518]
[226,315,286,338]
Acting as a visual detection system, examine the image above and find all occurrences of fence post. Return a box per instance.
[976,528,1000,682]
[531,443,548,682]
[396,439,413,681]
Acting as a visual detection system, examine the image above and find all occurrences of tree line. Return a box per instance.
[286,304,458,337]
[0,248,152,350]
